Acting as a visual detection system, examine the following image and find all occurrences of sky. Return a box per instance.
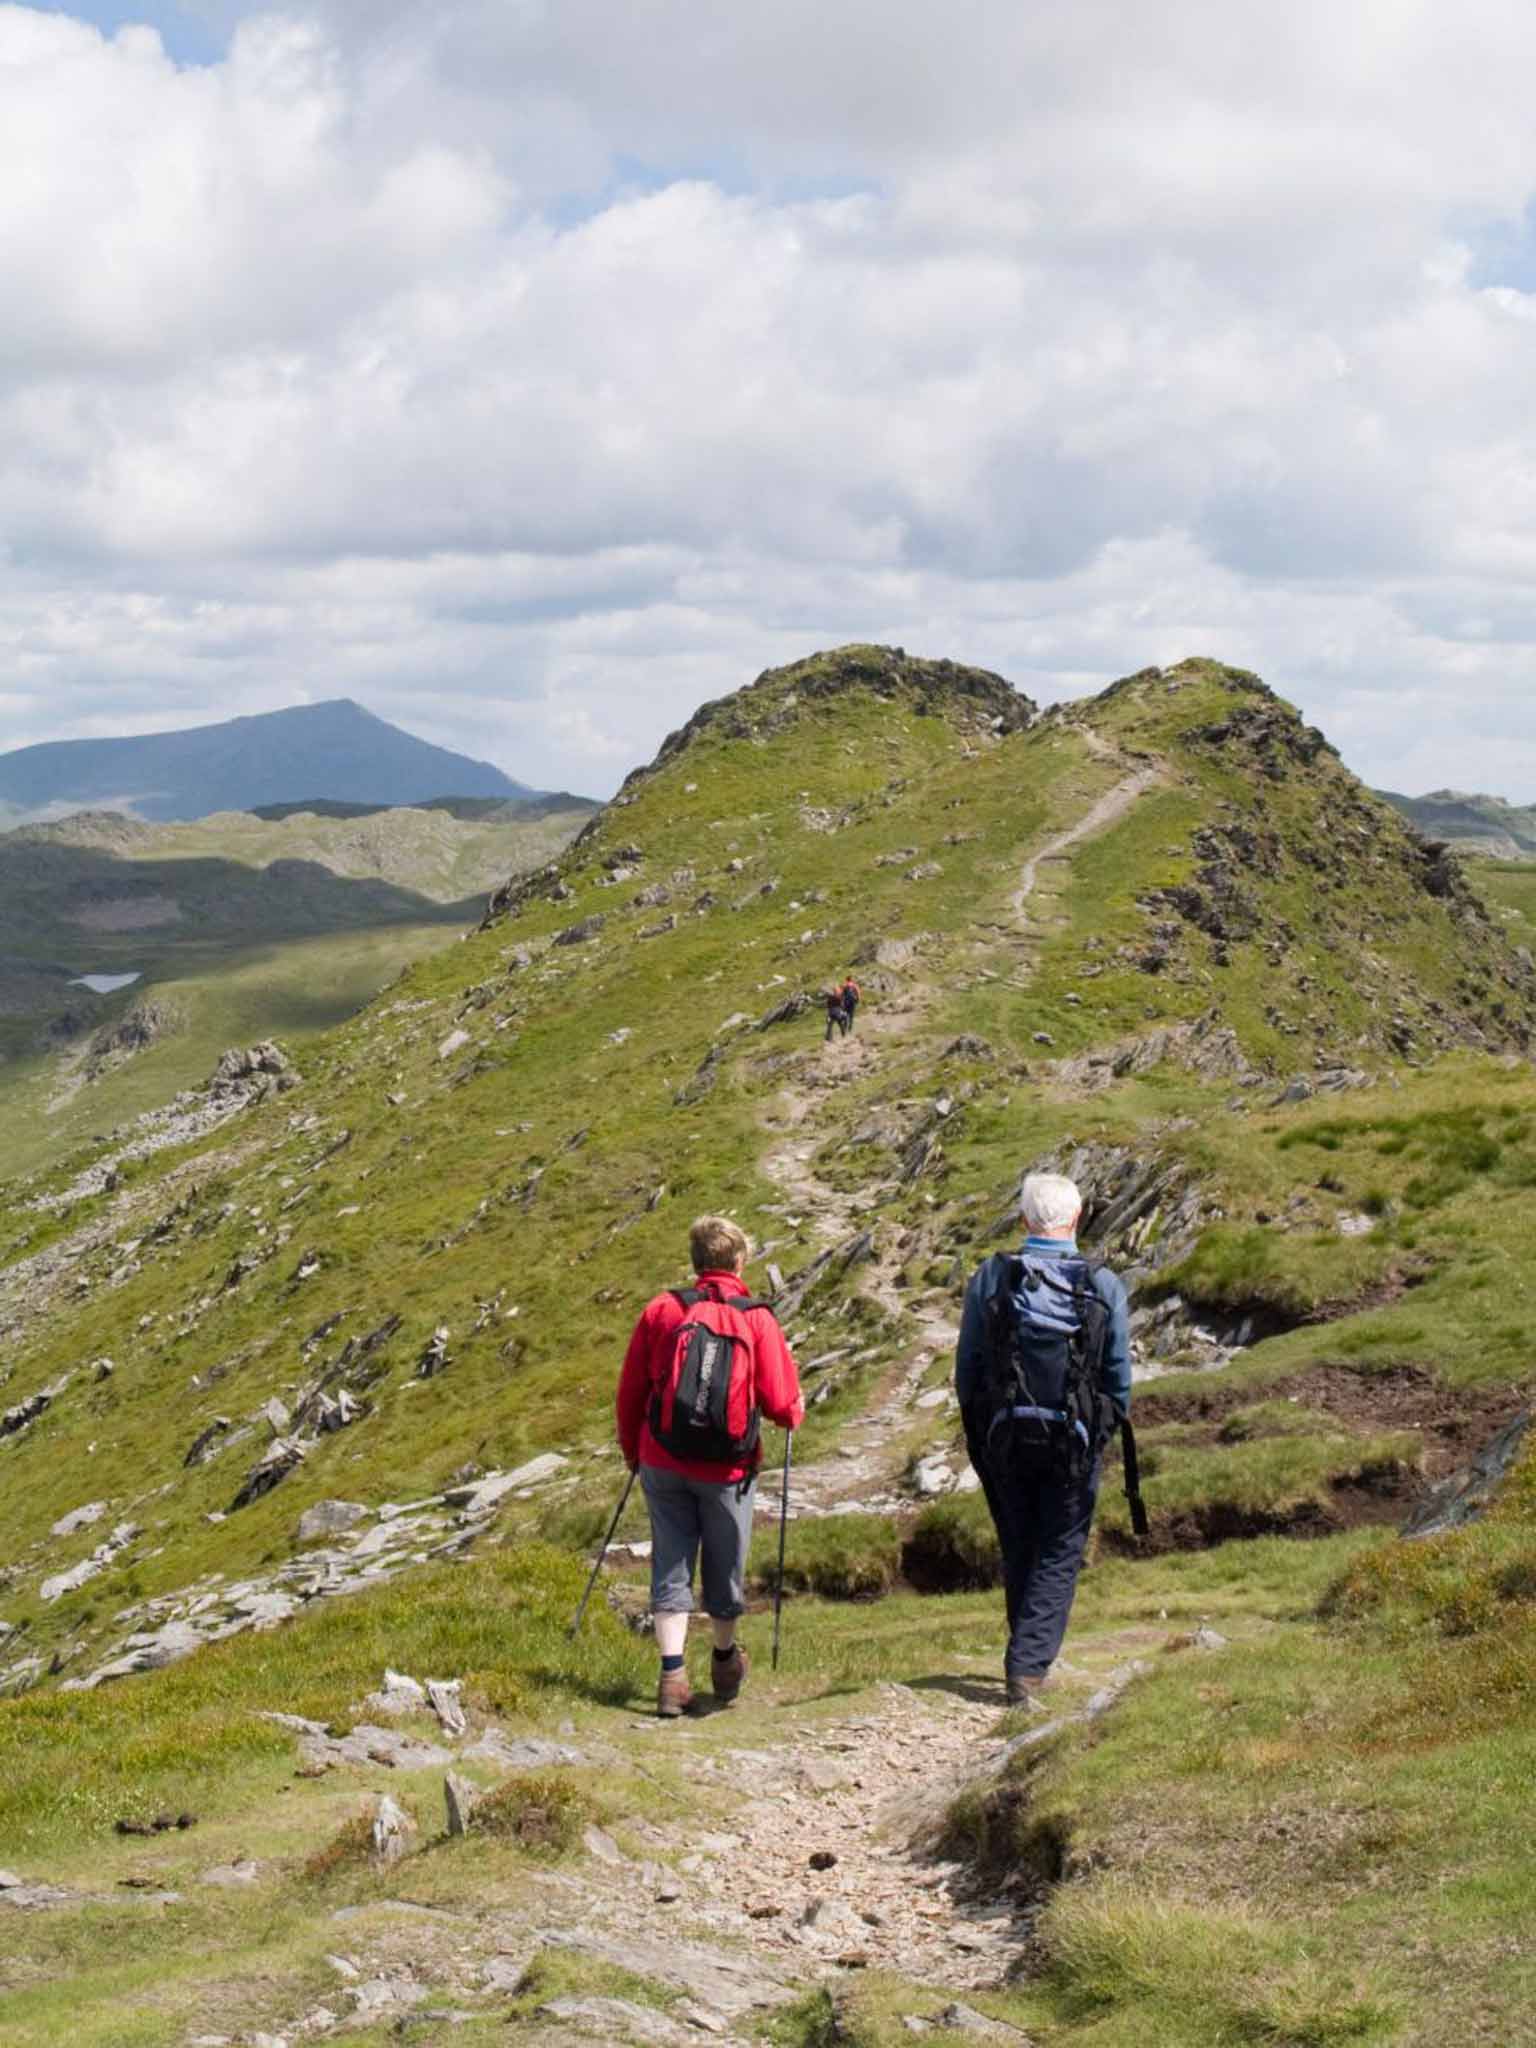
[6,4,1536,800]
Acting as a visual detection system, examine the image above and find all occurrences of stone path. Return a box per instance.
[756,746,1160,1524]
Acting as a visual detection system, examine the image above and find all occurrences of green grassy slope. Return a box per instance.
[1,648,1534,2045]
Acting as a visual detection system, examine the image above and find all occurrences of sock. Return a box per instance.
[661,1653,685,1673]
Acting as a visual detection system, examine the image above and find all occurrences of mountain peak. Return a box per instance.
[0,700,538,824]
[629,643,1034,792]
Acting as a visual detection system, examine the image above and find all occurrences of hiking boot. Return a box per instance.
[1005,1673,1046,1708]
[657,1667,694,1719]
[712,1642,749,1704]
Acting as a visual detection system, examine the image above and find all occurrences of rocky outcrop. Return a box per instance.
[208,1040,299,1103]
[1403,1408,1532,1539]
[626,645,1035,795]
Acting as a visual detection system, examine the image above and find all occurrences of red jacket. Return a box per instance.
[616,1270,804,1482]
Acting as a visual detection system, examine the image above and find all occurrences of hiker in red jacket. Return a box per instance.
[838,976,861,1034]
[616,1215,804,1717]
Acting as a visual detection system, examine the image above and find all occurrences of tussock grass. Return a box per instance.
[476,1769,588,1854]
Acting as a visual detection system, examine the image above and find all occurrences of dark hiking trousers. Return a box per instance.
[968,1422,1099,1678]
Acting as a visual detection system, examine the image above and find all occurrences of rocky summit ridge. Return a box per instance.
[1,648,1534,2046]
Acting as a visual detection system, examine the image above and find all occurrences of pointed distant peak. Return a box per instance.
[637,643,1035,785]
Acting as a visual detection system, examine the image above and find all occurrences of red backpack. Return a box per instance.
[648,1283,775,1464]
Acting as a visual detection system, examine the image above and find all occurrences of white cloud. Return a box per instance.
[5,0,1536,797]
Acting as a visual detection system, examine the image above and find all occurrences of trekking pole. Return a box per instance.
[567,1467,638,1639]
[771,1430,793,1671]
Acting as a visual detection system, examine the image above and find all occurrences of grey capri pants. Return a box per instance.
[640,1463,757,1619]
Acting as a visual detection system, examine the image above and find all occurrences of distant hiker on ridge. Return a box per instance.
[838,975,861,1034]
[954,1171,1143,1706]
[824,987,847,1043]
[616,1216,804,1718]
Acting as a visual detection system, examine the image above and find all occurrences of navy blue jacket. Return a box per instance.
[955,1236,1132,1416]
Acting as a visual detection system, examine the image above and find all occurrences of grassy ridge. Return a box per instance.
[1,649,1534,2044]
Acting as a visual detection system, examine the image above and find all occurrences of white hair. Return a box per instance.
[1019,1171,1083,1236]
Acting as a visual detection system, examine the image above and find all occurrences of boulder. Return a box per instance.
[296,1500,368,1543]
[445,1454,569,1514]
[426,1678,466,1736]
[437,1029,471,1061]
[443,1773,480,1837]
[51,1501,107,1540]
[371,1795,417,1864]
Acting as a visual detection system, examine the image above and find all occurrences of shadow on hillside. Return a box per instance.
[0,837,485,972]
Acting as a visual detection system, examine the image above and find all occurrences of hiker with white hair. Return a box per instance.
[954,1170,1146,1705]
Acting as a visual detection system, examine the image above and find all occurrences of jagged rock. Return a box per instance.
[297,1500,368,1543]
[417,1326,452,1378]
[445,1454,570,1513]
[313,1389,363,1432]
[231,1437,305,1511]
[905,860,943,882]
[93,1357,115,1381]
[755,991,811,1030]
[51,1501,107,1540]
[941,1034,994,1060]
[0,1869,23,1888]
[427,1678,466,1736]
[369,1669,427,1715]
[444,1773,481,1836]
[371,1796,417,1864]
[67,1618,206,1688]
[39,1521,139,1603]
[1404,1407,1532,1539]
[2,1374,70,1439]
[437,1029,471,1061]
[554,914,606,947]
[1272,1075,1314,1105]
[208,1040,298,1100]
[261,1397,291,1436]
[184,1417,233,1467]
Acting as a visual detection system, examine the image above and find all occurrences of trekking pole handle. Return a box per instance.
[568,1466,638,1640]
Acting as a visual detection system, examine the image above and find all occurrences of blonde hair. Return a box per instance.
[689,1214,751,1273]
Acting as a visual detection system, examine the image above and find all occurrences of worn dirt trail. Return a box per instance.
[759,747,1161,1524]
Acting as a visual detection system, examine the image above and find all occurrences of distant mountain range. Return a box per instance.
[0,698,543,825]
[1377,789,1536,860]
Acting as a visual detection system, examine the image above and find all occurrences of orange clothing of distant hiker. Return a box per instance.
[616,1269,805,1483]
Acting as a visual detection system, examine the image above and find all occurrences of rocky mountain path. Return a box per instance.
[758,742,1162,1522]
[1011,750,1163,923]
[186,1634,1169,2046]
